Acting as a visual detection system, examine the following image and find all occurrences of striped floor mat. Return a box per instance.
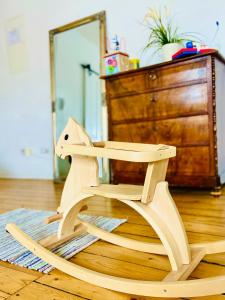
[0,208,126,273]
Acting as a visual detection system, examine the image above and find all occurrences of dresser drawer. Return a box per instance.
[112,157,177,175]
[111,83,208,122]
[112,115,209,147]
[112,161,146,177]
[107,73,146,98]
[176,146,211,175]
[166,146,211,176]
[146,59,207,90]
[111,159,146,184]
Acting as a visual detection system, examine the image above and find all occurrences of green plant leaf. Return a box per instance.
[142,7,198,52]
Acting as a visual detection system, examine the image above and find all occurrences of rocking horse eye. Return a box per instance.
[64,134,69,140]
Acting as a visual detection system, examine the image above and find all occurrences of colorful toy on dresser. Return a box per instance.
[104,35,129,75]
[104,51,129,75]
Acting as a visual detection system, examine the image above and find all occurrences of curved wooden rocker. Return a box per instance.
[6,117,225,298]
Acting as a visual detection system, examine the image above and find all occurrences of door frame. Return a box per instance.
[49,11,107,180]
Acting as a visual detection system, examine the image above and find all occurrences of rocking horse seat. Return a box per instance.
[82,184,143,201]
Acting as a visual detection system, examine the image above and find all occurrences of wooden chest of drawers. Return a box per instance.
[102,51,225,189]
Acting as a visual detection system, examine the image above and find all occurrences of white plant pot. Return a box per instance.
[161,43,183,62]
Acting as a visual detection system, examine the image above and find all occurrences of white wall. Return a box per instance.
[0,0,224,179]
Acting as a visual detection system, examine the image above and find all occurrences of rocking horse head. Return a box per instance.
[55,117,99,213]
[56,117,93,159]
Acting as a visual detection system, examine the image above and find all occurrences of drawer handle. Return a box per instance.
[149,95,157,102]
[149,73,157,80]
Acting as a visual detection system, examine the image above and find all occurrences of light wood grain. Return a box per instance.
[83,183,143,200]
[37,270,137,300]
[54,120,190,275]
[55,118,99,213]
[6,223,225,298]
[0,264,38,295]
[0,290,10,299]
[61,143,176,163]
[163,249,205,282]
[1,179,225,299]
[8,282,85,300]
[54,121,190,276]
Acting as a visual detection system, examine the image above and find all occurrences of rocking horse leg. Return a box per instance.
[38,201,90,249]
[44,205,88,225]
[57,193,93,239]
[62,181,190,271]
[39,223,86,249]
[44,213,63,224]
[119,181,191,271]
[149,181,191,265]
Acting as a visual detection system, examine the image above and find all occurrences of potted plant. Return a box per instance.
[143,7,187,61]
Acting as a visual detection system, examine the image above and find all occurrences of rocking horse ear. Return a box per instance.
[77,124,92,146]
[68,117,92,145]
[68,117,76,126]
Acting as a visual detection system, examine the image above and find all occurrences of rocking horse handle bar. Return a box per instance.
[59,143,176,162]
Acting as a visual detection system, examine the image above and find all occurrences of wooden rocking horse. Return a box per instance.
[6,117,225,298]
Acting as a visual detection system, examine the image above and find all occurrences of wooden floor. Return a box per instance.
[0,179,225,300]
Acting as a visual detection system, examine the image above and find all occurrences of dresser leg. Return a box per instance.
[210,186,222,197]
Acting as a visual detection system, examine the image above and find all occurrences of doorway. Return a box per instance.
[49,12,108,181]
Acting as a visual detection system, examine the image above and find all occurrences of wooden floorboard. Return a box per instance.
[0,290,10,299]
[7,282,86,299]
[0,179,225,299]
[0,263,38,295]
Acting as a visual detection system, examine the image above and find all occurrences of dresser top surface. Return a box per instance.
[101,50,225,80]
